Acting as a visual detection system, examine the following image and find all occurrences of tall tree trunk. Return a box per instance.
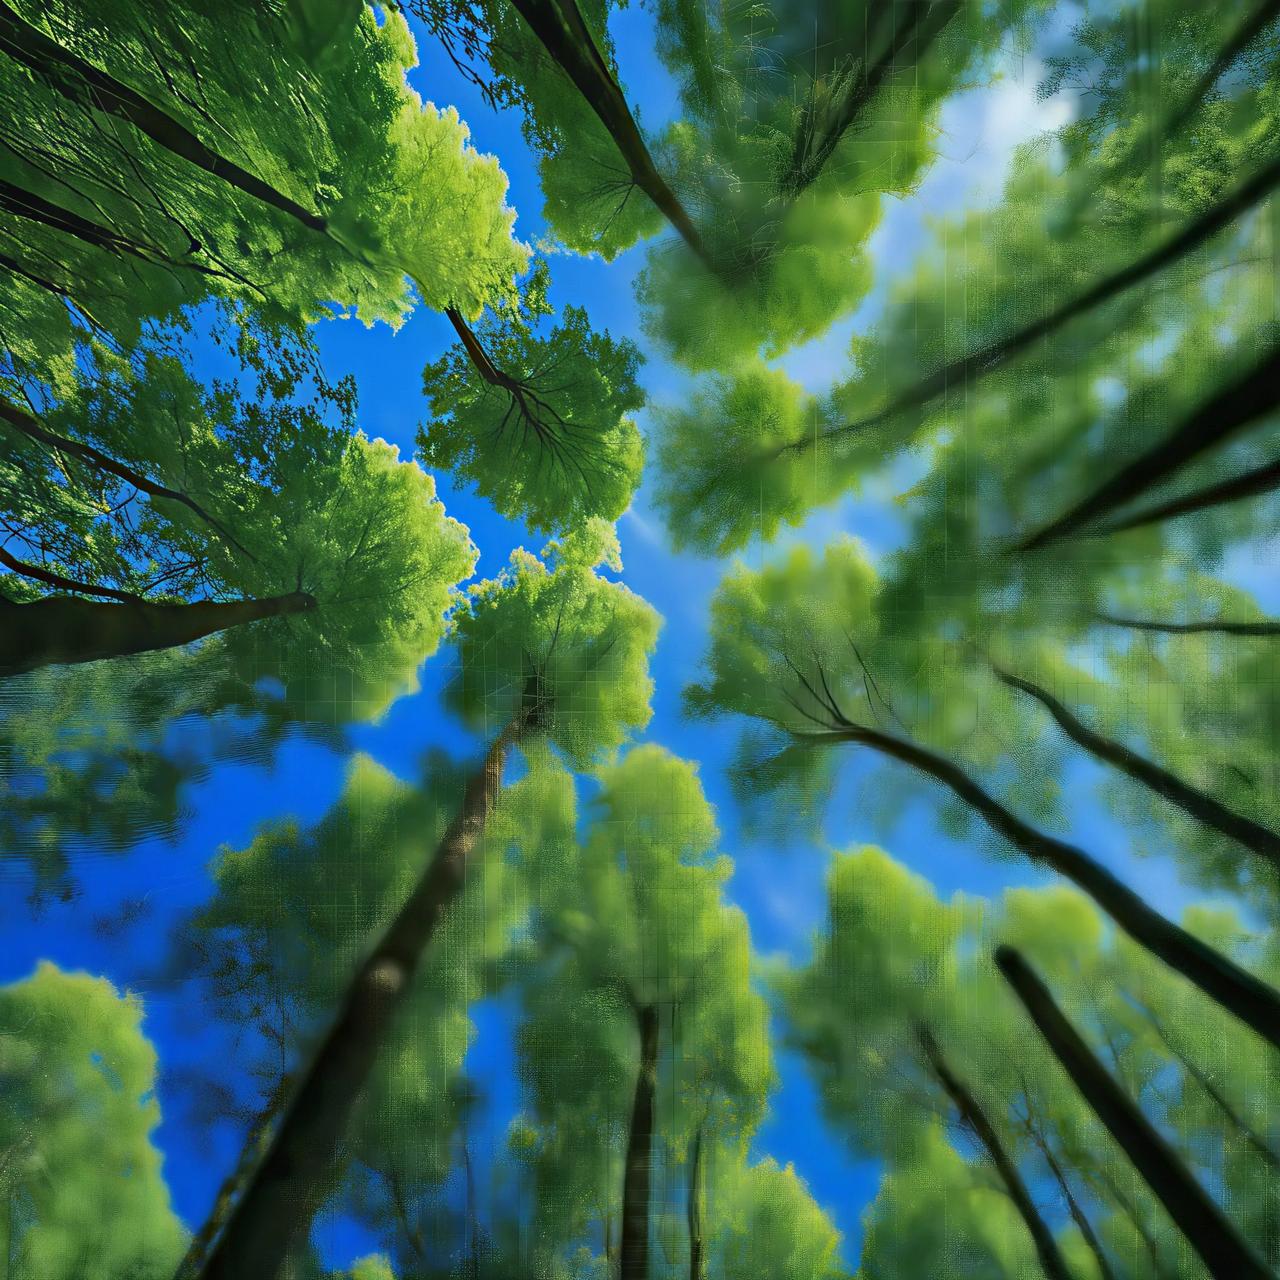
[1020,344,1280,550]
[1,399,257,562]
[0,1,326,232]
[686,1123,704,1280]
[1097,612,1280,638]
[790,151,1280,458]
[802,722,1280,1052]
[620,1002,659,1280]
[996,946,1273,1280]
[0,590,316,676]
[1102,455,1280,535]
[194,714,529,1280]
[994,665,1280,868]
[505,0,711,271]
[917,1024,1072,1280]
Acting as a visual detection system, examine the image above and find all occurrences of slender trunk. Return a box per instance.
[0,590,316,676]
[994,665,1280,868]
[781,0,958,201]
[445,306,510,388]
[0,1,326,232]
[785,151,1280,459]
[172,1081,291,1280]
[917,1025,1070,1280]
[1,399,257,562]
[686,1124,704,1280]
[996,946,1273,1280]
[1020,345,1280,550]
[620,1002,659,1280]
[506,0,711,271]
[1097,612,1280,638]
[1023,1112,1119,1280]
[801,722,1280,1051]
[1093,1167,1171,1278]
[1138,1005,1280,1169]
[0,177,228,283]
[462,1140,482,1280]
[193,717,527,1280]
[1102,455,1280,535]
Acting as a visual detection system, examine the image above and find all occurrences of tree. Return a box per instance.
[0,0,527,387]
[0,962,186,1279]
[419,261,645,533]
[1,313,477,720]
[191,524,659,1280]
[508,744,772,1278]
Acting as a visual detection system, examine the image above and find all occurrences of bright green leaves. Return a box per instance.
[420,264,646,533]
[448,520,660,768]
[0,964,186,1280]
[0,1,527,386]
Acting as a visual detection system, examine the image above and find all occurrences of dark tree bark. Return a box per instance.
[620,1001,659,1280]
[1,398,257,562]
[194,714,531,1280]
[1097,612,1280,638]
[0,1,327,232]
[1101,455,1280,535]
[1021,345,1280,550]
[783,152,1280,459]
[506,0,711,270]
[997,946,1273,1280]
[686,1123,704,1280]
[0,590,316,676]
[917,1024,1072,1280]
[797,721,1280,1050]
[994,665,1280,868]
[779,0,960,201]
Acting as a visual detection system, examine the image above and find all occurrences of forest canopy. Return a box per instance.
[2,0,1279,1278]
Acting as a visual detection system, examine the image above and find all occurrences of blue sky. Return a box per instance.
[2,3,1269,1274]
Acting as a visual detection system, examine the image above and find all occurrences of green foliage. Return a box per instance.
[448,520,660,768]
[420,263,646,533]
[0,963,186,1279]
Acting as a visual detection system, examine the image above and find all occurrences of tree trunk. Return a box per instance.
[1102,455,1280,535]
[796,151,1280,458]
[807,722,1280,1052]
[194,716,527,1280]
[686,1124,704,1280]
[0,590,316,676]
[917,1024,1072,1280]
[0,1,326,232]
[506,0,711,271]
[1,399,257,562]
[620,1002,659,1280]
[1097,612,1280,637]
[996,946,1273,1280]
[994,665,1280,868]
[1020,344,1280,550]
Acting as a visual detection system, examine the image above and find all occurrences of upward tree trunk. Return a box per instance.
[787,151,1280,459]
[506,0,711,271]
[1101,454,1280,535]
[0,590,316,676]
[194,715,528,1280]
[994,665,1280,869]
[1097,612,1280,638]
[0,1,327,233]
[996,946,1273,1280]
[620,1002,659,1280]
[917,1024,1072,1280]
[686,1124,704,1280]
[1020,344,1280,550]
[801,722,1280,1051]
